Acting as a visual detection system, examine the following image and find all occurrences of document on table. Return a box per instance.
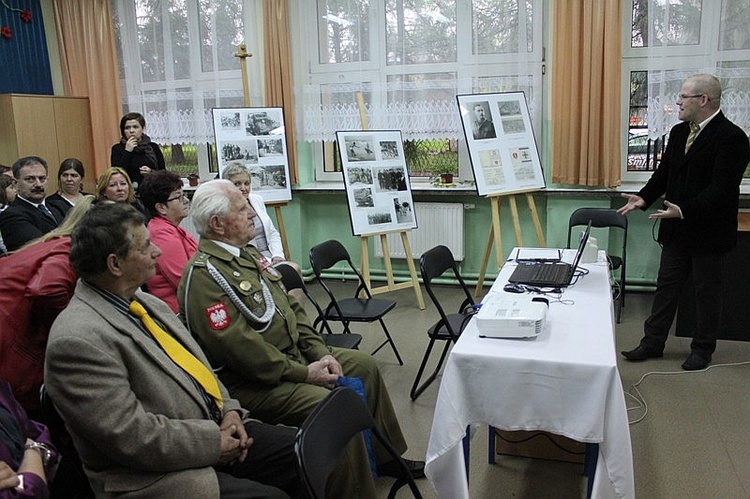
[513,248,561,262]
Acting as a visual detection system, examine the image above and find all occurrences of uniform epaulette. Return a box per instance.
[191,253,209,267]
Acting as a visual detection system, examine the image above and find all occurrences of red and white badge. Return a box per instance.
[205,302,230,330]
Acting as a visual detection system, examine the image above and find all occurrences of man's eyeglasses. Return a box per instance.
[678,94,705,100]
[166,193,188,203]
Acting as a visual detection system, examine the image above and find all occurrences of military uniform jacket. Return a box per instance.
[178,240,331,391]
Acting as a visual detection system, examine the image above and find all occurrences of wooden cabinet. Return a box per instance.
[0,94,95,194]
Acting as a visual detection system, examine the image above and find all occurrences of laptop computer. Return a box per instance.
[507,221,592,288]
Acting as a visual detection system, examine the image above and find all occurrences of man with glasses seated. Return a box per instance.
[0,156,65,252]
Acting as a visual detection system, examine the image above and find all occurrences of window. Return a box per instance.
[622,0,750,181]
[292,0,543,181]
[112,0,261,174]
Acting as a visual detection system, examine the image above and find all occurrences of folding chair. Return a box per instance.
[411,245,476,400]
[294,387,422,499]
[309,240,402,365]
[275,262,362,350]
[567,208,628,323]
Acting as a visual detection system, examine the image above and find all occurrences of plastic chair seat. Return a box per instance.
[427,313,472,339]
[324,298,396,322]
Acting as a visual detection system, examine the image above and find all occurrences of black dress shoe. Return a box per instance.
[681,352,711,371]
[377,458,426,479]
[621,345,663,361]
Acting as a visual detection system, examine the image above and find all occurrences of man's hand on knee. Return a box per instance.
[306,358,339,389]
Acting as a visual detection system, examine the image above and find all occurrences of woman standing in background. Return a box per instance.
[110,112,165,188]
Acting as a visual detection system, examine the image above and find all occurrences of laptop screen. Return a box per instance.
[570,221,592,271]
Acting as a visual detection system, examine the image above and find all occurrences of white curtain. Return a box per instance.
[637,0,750,139]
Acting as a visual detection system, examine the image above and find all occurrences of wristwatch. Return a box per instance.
[24,441,54,467]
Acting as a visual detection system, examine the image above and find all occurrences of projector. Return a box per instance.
[475,294,547,338]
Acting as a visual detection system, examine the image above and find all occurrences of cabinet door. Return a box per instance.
[53,97,95,193]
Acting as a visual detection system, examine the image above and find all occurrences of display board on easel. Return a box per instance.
[336,130,417,236]
[335,127,425,310]
[457,92,545,195]
[212,107,292,203]
[457,92,546,293]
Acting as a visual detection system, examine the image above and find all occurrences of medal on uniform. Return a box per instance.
[253,291,263,303]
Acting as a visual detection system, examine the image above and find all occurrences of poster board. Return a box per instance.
[336,130,417,237]
[211,107,292,203]
[457,92,545,197]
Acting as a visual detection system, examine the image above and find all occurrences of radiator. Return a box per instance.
[374,202,465,261]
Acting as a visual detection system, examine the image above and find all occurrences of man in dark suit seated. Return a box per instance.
[0,156,64,252]
[44,202,302,499]
[619,73,750,371]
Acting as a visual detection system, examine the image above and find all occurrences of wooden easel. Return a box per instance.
[354,92,425,309]
[475,190,545,295]
[235,43,291,259]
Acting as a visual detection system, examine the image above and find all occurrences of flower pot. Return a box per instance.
[440,173,453,184]
[188,176,199,187]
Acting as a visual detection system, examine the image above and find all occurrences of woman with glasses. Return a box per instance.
[138,170,197,312]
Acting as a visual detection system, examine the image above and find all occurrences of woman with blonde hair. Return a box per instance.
[96,167,148,218]
[0,196,96,413]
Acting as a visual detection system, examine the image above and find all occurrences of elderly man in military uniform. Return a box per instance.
[178,180,424,498]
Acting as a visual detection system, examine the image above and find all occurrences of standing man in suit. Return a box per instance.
[0,156,64,252]
[619,73,750,371]
[44,203,301,498]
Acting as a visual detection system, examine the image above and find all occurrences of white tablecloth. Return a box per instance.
[425,250,634,498]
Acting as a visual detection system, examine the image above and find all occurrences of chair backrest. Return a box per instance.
[420,245,475,335]
[309,239,373,308]
[294,387,422,499]
[276,262,333,335]
[566,208,628,249]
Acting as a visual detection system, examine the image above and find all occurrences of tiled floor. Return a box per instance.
[305,280,750,498]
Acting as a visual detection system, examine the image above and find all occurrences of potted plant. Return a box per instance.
[187,173,200,187]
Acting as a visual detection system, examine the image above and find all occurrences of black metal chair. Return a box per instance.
[39,385,94,499]
[275,262,362,350]
[411,245,476,401]
[294,387,423,499]
[566,208,628,323]
[309,240,402,365]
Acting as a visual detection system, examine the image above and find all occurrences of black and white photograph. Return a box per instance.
[457,92,545,196]
[245,110,282,136]
[347,166,373,185]
[258,138,284,157]
[220,112,241,130]
[367,212,393,225]
[344,137,376,162]
[220,140,258,164]
[393,197,413,224]
[353,187,374,207]
[373,166,407,193]
[212,107,292,203]
[249,164,287,191]
[470,101,497,140]
[336,130,417,236]
[379,140,400,159]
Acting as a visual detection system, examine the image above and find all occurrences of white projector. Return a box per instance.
[475,294,547,338]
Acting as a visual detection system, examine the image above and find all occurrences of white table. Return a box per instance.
[425,249,634,498]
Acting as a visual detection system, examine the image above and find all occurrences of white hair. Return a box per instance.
[190,179,235,237]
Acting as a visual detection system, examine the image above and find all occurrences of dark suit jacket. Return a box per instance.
[45,281,246,498]
[638,111,750,254]
[0,197,65,252]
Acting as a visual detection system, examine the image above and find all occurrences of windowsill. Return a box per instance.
[294,179,750,197]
